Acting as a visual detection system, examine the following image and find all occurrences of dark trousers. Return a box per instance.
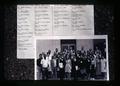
[57,70,60,79]
[65,72,71,80]
[86,67,91,79]
[101,72,106,79]
[59,68,64,80]
[90,65,96,78]
[73,70,78,80]
[48,71,52,79]
[42,68,48,80]
[52,67,57,79]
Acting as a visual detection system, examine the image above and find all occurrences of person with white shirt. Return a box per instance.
[65,57,72,80]
[90,53,96,80]
[100,56,107,79]
[47,50,53,79]
[41,53,49,80]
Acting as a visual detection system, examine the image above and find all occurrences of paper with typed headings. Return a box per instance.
[17,5,94,59]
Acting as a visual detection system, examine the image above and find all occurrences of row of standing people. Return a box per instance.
[37,47,107,80]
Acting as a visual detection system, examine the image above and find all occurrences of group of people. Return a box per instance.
[37,46,107,80]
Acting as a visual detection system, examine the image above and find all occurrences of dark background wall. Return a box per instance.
[1,0,114,84]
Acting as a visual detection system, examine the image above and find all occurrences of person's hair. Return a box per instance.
[81,46,84,50]
[55,48,58,52]
[52,56,54,59]
[44,54,46,59]
[39,54,42,57]
[47,52,49,55]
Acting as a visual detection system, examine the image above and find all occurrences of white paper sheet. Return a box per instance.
[17,5,94,59]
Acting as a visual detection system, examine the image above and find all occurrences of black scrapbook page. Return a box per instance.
[0,0,115,86]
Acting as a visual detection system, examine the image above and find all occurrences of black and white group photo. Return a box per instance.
[36,38,108,80]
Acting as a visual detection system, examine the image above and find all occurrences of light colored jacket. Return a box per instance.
[65,59,71,73]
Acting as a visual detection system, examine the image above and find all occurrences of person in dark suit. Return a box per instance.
[86,52,91,79]
[37,54,42,79]
[51,55,57,79]
[72,54,79,80]
[56,53,60,79]
[59,53,65,80]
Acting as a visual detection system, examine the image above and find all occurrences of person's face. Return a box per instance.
[39,54,42,58]
[55,48,58,52]
[52,56,55,59]
[47,50,50,54]
[58,54,60,58]
[63,54,66,57]
[74,58,76,61]
[71,56,73,59]
[96,47,98,50]
[81,46,84,50]
[64,49,67,52]
[42,54,44,57]
[44,54,46,59]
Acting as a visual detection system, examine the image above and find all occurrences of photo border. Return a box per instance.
[34,35,109,81]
